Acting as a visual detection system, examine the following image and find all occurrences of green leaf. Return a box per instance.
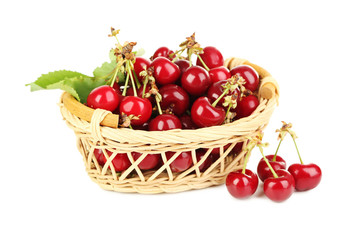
[93,50,125,84]
[134,48,145,57]
[47,76,106,103]
[26,70,89,92]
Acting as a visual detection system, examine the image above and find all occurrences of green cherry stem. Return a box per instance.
[109,66,120,87]
[242,143,255,174]
[272,138,283,162]
[127,61,137,97]
[212,88,230,107]
[291,136,304,164]
[156,96,163,115]
[196,54,210,71]
[129,60,141,89]
[258,145,278,178]
[122,70,130,96]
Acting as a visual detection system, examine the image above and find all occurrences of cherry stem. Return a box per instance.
[171,49,185,62]
[142,81,147,98]
[109,66,120,87]
[156,96,163,115]
[212,88,230,107]
[129,60,141,89]
[291,136,304,164]
[225,103,232,118]
[127,61,137,97]
[122,70,130,96]
[242,144,255,174]
[272,138,283,162]
[196,54,210,71]
[259,146,278,178]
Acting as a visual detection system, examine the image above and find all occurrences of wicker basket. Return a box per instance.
[59,57,279,194]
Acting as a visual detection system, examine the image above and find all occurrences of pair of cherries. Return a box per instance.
[226,125,322,202]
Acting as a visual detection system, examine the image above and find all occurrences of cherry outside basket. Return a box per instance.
[59,57,279,194]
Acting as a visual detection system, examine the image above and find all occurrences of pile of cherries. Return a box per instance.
[226,122,322,202]
[85,31,261,174]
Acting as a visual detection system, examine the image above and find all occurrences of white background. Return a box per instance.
[1,0,359,239]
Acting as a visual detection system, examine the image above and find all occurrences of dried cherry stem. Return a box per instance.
[258,145,278,178]
[196,54,210,71]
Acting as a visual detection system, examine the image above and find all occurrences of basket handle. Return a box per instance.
[224,57,279,101]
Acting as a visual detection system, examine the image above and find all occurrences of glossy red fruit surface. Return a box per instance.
[174,59,191,79]
[226,169,259,199]
[148,114,182,131]
[195,149,215,172]
[235,95,259,119]
[207,80,240,108]
[101,150,131,172]
[93,149,105,166]
[191,97,226,128]
[150,57,180,85]
[264,169,295,202]
[159,84,189,115]
[119,96,152,126]
[288,163,322,191]
[209,66,231,83]
[127,84,155,105]
[257,155,287,182]
[196,46,224,69]
[131,152,160,170]
[181,66,211,96]
[230,65,259,92]
[87,85,120,112]
[165,151,193,173]
[152,46,174,60]
[133,57,151,80]
[179,114,197,129]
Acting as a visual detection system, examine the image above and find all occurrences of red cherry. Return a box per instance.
[93,149,105,166]
[179,114,197,129]
[191,97,226,128]
[195,149,215,172]
[127,84,155,105]
[133,57,151,80]
[196,46,224,69]
[207,80,240,108]
[152,46,174,60]
[131,152,160,170]
[148,114,182,131]
[87,85,120,112]
[174,59,191,79]
[159,84,189,115]
[257,155,286,182]
[226,169,259,199]
[119,96,152,126]
[132,121,149,130]
[264,169,295,202]
[209,66,231,83]
[98,150,131,172]
[235,95,259,119]
[210,143,231,154]
[181,66,211,96]
[288,163,322,191]
[232,142,244,155]
[230,65,259,92]
[165,151,193,173]
[112,82,122,98]
[150,57,180,85]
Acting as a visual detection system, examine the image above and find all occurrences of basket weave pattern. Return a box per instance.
[59,58,279,193]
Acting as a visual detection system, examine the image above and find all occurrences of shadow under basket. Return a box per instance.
[59,57,279,194]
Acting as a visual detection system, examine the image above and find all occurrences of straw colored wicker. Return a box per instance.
[59,57,279,194]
